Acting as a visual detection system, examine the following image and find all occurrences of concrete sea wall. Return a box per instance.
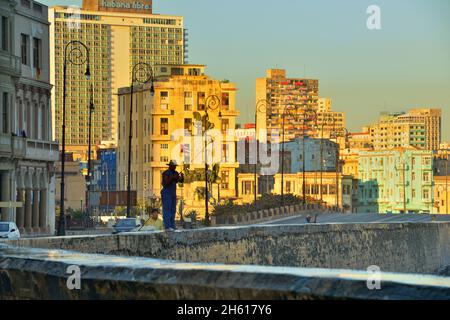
[9,222,450,274]
[1,244,450,300]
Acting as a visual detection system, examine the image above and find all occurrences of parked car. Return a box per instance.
[112,218,142,234]
[0,222,20,240]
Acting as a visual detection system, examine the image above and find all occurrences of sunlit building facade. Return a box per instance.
[117,65,239,216]
[256,69,319,142]
[358,148,434,213]
[368,109,442,151]
[49,0,185,159]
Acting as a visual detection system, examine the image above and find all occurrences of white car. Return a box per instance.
[0,222,20,240]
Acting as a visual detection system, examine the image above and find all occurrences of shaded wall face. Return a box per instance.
[11,223,450,275]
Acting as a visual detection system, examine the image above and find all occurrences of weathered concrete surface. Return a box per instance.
[8,222,450,274]
[1,243,450,300]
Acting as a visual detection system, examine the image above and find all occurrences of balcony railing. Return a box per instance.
[0,50,21,76]
[0,134,59,161]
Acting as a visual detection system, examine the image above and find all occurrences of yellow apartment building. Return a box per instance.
[368,109,442,151]
[117,64,239,217]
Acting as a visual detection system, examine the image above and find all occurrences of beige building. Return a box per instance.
[55,161,86,211]
[315,98,346,140]
[1,0,58,236]
[340,149,360,179]
[434,176,449,214]
[117,64,239,217]
[348,130,373,150]
[236,172,353,211]
[49,0,185,160]
[398,109,441,151]
[368,109,442,151]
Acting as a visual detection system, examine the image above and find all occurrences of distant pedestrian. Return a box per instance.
[161,160,184,231]
[142,208,164,231]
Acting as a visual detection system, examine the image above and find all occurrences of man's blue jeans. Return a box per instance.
[161,192,177,230]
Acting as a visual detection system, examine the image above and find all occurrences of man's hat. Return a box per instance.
[167,160,178,167]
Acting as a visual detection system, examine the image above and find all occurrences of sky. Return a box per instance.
[41,0,450,140]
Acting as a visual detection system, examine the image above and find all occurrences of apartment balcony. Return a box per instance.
[0,134,59,162]
[150,134,171,141]
[25,139,60,162]
[0,50,21,77]
[220,109,239,117]
[150,109,174,116]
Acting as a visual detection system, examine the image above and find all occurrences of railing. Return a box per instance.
[0,134,58,161]
[0,50,21,76]
[25,139,59,161]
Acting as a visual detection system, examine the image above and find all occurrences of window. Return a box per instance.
[221,92,229,110]
[423,189,430,200]
[1,16,8,51]
[21,34,29,65]
[423,172,430,182]
[197,92,205,110]
[286,181,292,193]
[161,143,169,150]
[221,119,229,134]
[222,143,229,162]
[33,37,41,69]
[242,181,253,195]
[2,92,8,133]
[182,144,191,164]
[184,118,192,135]
[160,118,168,135]
[221,171,229,189]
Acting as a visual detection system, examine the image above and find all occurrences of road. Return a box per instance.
[263,213,450,225]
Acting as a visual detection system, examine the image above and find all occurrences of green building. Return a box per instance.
[357,148,434,213]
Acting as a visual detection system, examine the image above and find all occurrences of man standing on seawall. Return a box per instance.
[161,160,184,231]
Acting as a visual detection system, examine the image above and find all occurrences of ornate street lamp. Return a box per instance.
[300,108,317,205]
[58,41,90,236]
[254,99,268,206]
[127,62,154,218]
[330,125,349,210]
[203,95,221,225]
[86,83,94,219]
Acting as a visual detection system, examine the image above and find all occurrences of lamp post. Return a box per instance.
[446,155,449,214]
[127,62,154,218]
[203,95,221,225]
[280,105,291,207]
[300,108,317,205]
[86,83,94,219]
[440,153,449,214]
[318,116,333,204]
[254,99,267,206]
[102,162,110,215]
[58,40,90,237]
[331,125,349,211]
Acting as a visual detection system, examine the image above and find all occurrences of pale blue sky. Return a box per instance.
[41,0,450,140]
